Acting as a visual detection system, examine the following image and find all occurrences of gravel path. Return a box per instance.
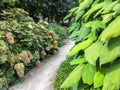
[9,40,74,90]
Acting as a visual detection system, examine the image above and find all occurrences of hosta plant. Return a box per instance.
[60,0,120,90]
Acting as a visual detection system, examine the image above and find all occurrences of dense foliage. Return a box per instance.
[0,8,59,89]
[47,23,68,47]
[54,58,77,90]
[58,0,120,90]
[15,0,78,22]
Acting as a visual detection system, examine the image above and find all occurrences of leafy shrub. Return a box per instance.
[54,58,76,90]
[60,0,120,90]
[47,23,68,47]
[0,8,59,89]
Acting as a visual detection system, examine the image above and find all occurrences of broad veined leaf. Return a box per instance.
[100,36,120,65]
[91,0,100,7]
[69,22,80,33]
[102,1,118,14]
[94,70,105,88]
[88,31,97,41]
[70,58,86,65]
[61,64,85,88]
[64,13,73,21]
[75,10,85,21]
[85,41,103,66]
[70,30,81,40]
[91,21,106,32]
[113,3,120,14]
[64,7,78,21]
[68,39,93,57]
[93,2,112,18]
[82,2,108,20]
[86,21,106,32]
[72,83,78,90]
[70,24,89,40]
[100,16,120,42]
[102,61,120,90]
[82,63,96,85]
[69,7,79,13]
[76,0,93,13]
[101,13,114,24]
[77,25,90,41]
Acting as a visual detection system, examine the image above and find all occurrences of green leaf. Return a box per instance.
[85,41,103,66]
[100,36,120,65]
[70,30,81,40]
[72,83,78,90]
[102,1,118,14]
[82,63,96,85]
[113,3,120,14]
[68,39,93,57]
[100,16,120,42]
[0,69,4,75]
[86,20,106,32]
[82,2,108,21]
[70,58,86,65]
[94,70,105,88]
[76,25,90,41]
[102,61,120,90]
[75,10,85,21]
[101,13,114,24]
[76,0,93,12]
[69,22,80,33]
[64,12,73,21]
[61,64,85,88]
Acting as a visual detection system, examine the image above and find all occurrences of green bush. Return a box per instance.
[0,8,59,89]
[54,58,76,90]
[47,23,68,47]
[60,0,120,90]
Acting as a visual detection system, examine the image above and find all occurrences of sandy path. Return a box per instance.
[9,40,74,90]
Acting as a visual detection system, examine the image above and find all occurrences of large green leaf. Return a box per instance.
[70,30,81,40]
[113,3,120,14]
[82,2,108,21]
[69,22,80,33]
[102,61,120,90]
[85,41,103,66]
[75,10,85,21]
[102,1,118,14]
[61,64,85,88]
[100,36,120,65]
[70,57,86,65]
[82,63,96,85]
[76,25,90,41]
[101,13,114,24]
[100,16,120,42]
[94,70,105,88]
[86,20,106,32]
[68,39,93,57]
[76,0,93,13]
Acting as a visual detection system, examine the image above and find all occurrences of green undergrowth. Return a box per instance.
[54,58,77,90]
[47,23,68,47]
